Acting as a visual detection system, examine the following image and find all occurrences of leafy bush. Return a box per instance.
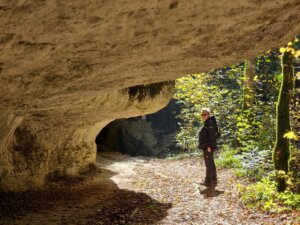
[215,145,242,168]
[174,68,244,152]
[234,148,273,181]
[237,174,300,212]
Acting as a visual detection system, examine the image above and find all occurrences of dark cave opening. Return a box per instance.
[95,99,181,157]
[95,119,128,155]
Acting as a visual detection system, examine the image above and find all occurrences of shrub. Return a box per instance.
[237,174,300,212]
[215,145,242,168]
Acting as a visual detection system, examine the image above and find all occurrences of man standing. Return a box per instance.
[198,108,218,186]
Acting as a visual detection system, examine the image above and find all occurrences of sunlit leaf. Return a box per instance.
[279,47,286,53]
[283,131,299,141]
[286,47,295,54]
[275,74,283,81]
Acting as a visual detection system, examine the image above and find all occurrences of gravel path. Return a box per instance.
[0,152,298,225]
[131,156,299,225]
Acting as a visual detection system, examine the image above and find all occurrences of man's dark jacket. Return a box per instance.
[198,116,218,150]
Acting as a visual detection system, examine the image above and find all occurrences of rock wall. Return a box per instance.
[0,82,174,191]
[1,0,300,190]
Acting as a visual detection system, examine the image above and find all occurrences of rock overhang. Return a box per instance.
[0,0,300,190]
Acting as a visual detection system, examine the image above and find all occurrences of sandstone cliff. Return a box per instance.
[0,0,300,190]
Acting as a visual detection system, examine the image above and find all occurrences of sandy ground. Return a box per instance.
[0,152,299,225]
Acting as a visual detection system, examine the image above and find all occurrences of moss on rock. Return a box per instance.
[127,81,175,102]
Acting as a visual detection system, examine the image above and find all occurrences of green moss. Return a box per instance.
[127,81,174,102]
[273,50,294,192]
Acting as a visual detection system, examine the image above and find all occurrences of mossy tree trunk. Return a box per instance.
[273,50,294,192]
[243,58,256,110]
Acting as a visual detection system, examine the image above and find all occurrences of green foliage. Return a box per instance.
[174,35,300,212]
[235,110,259,150]
[234,148,273,181]
[175,119,200,152]
[174,65,244,151]
[236,53,281,152]
[237,174,300,212]
[215,145,242,168]
[174,55,282,153]
[289,144,300,193]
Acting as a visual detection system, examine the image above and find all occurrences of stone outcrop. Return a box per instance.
[0,82,174,190]
[1,0,300,190]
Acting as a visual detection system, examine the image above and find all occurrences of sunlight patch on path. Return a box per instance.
[96,152,151,189]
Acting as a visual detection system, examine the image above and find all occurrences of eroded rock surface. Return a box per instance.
[0,82,174,190]
[0,0,300,190]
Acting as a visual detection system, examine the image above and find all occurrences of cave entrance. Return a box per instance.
[95,99,181,157]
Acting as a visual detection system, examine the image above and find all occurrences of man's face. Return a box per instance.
[201,111,209,121]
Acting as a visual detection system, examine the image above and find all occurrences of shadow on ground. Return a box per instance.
[199,185,224,199]
[0,168,172,225]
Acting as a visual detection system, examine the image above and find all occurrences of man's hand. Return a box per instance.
[207,147,211,152]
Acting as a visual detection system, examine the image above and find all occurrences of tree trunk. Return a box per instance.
[243,58,256,110]
[236,59,257,149]
[273,50,294,192]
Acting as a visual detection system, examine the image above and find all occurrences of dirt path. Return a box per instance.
[0,152,298,225]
